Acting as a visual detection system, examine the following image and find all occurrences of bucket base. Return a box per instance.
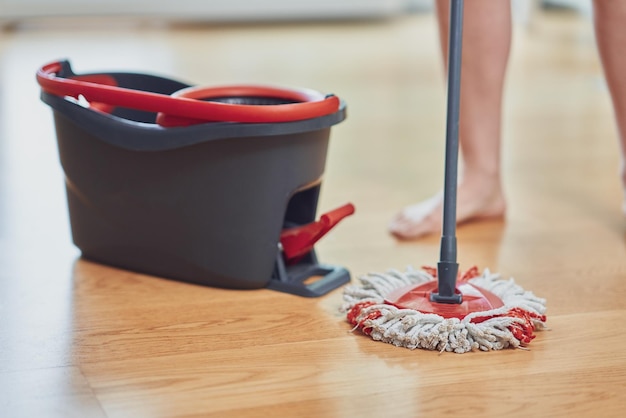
[269,251,350,297]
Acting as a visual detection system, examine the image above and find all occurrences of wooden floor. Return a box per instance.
[2,9,626,418]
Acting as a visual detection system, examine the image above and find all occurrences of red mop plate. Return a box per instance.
[385,280,504,320]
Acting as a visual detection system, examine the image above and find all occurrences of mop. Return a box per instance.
[342,0,547,353]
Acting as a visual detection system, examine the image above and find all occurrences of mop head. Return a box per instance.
[342,266,547,353]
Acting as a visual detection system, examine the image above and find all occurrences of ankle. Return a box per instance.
[461,160,501,179]
[459,169,503,194]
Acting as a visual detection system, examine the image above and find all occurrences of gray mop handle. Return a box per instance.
[441,0,463,255]
[435,0,464,302]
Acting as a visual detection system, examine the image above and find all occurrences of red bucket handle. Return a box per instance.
[36,60,340,125]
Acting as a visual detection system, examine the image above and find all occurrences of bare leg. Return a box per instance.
[389,0,511,239]
[593,0,626,215]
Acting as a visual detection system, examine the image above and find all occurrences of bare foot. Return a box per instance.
[389,176,506,240]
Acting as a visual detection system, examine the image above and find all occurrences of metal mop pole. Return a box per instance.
[432,0,464,304]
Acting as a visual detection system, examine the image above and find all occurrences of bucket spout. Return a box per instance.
[280,203,355,263]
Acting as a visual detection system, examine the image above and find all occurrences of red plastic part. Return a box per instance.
[280,203,355,263]
[68,73,118,113]
[156,85,338,127]
[36,61,340,125]
[385,279,504,320]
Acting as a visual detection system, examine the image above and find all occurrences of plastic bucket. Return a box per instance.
[39,60,350,296]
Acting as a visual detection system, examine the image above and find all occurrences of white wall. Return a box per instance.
[1,0,408,23]
[0,0,592,25]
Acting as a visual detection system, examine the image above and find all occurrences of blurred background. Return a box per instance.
[0,0,609,274]
[0,0,591,26]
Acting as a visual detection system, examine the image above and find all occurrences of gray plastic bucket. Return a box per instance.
[40,61,349,297]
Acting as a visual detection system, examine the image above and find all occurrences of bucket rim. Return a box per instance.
[42,91,347,152]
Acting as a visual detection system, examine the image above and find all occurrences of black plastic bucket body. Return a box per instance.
[41,71,347,295]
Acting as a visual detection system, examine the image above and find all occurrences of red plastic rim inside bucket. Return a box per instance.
[385,280,504,319]
[156,85,337,127]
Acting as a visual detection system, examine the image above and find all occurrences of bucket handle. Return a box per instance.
[36,60,340,125]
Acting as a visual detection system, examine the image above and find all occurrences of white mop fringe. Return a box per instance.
[342,267,547,353]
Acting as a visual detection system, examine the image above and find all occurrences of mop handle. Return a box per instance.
[433,0,464,304]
